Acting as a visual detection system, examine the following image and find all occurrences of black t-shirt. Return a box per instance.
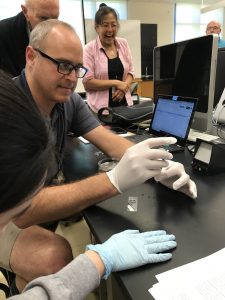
[108,56,127,107]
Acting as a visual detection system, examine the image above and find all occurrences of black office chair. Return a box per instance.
[0,282,9,298]
[130,82,139,104]
[98,100,153,128]
[0,267,16,297]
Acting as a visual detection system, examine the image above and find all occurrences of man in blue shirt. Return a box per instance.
[206,20,225,48]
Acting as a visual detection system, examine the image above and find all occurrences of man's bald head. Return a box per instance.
[21,0,59,31]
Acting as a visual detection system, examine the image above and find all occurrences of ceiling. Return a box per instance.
[129,0,219,4]
[128,0,225,13]
[175,0,220,3]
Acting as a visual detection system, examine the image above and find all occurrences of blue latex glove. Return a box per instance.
[86,229,176,279]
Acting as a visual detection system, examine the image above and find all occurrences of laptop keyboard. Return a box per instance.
[165,144,184,153]
[126,134,150,143]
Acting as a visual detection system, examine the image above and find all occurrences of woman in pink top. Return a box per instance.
[83,3,135,113]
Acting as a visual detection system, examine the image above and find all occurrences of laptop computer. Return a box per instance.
[128,94,198,153]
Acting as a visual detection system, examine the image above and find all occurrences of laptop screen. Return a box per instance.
[149,95,197,146]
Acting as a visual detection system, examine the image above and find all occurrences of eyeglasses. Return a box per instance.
[34,48,88,78]
[207,26,220,31]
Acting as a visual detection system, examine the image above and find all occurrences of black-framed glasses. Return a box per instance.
[34,48,88,78]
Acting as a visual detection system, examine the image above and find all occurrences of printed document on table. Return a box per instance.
[149,247,225,299]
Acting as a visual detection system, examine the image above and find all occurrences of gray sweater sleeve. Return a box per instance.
[8,254,101,300]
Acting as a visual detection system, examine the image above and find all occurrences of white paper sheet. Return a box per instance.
[149,247,225,299]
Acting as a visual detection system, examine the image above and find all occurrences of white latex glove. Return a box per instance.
[106,137,176,193]
[154,160,197,199]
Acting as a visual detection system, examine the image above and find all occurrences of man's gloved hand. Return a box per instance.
[106,137,176,193]
[86,229,176,279]
[154,160,197,199]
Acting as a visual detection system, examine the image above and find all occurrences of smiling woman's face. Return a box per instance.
[95,13,118,48]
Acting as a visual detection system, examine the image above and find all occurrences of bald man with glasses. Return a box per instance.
[206,20,225,48]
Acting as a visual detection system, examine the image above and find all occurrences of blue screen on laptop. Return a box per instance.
[150,97,195,139]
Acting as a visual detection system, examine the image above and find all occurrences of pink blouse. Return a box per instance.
[83,36,135,113]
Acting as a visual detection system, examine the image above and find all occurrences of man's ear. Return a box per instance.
[21,4,28,21]
[26,46,37,66]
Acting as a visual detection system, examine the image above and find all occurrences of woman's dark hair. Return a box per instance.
[95,3,119,25]
[0,71,54,213]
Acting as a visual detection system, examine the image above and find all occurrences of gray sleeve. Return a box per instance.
[8,254,100,300]
[65,93,100,137]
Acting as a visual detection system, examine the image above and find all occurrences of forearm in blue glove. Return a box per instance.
[86,229,176,279]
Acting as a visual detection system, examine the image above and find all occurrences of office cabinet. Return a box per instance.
[135,78,154,98]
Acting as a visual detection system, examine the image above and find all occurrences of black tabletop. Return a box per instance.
[63,137,225,299]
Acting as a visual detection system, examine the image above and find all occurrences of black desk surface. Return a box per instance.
[63,137,225,300]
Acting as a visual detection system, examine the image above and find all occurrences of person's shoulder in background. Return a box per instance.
[218,38,225,48]
[0,12,19,31]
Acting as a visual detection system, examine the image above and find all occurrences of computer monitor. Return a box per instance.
[153,35,218,132]
[214,47,225,108]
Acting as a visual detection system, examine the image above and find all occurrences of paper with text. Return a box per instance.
[149,247,225,299]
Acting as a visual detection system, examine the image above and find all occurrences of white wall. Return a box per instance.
[117,20,141,78]
[127,1,175,46]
